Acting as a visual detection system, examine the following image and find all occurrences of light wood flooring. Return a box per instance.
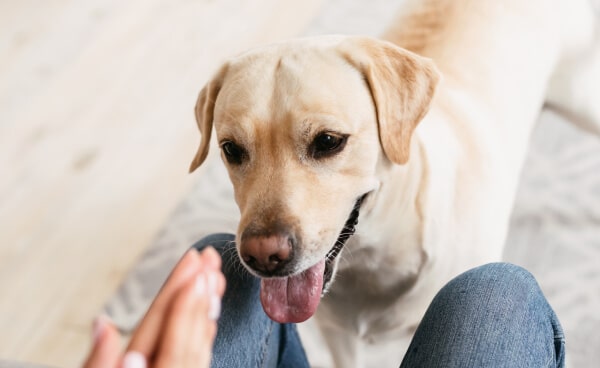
[0,1,322,366]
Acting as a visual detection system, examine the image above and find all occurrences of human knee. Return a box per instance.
[436,262,541,309]
[466,262,537,287]
[407,263,562,368]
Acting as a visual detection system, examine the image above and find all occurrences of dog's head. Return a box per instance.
[190,36,439,323]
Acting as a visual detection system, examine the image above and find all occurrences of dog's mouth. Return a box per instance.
[259,193,367,323]
[323,193,367,292]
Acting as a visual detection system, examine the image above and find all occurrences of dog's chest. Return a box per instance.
[319,246,424,340]
[336,242,424,298]
[320,276,418,343]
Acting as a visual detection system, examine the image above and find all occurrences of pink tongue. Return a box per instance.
[260,259,325,323]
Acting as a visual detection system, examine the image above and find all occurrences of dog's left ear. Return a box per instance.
[339,37,440,164]
[189,64,229,173]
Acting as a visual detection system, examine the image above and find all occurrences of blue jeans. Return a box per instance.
[193,234,565,368]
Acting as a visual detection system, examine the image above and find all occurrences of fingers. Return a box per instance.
[154,251,226,368]
[186,273,223,367]
[201,246,222,272]
[82,315,121,368]
[83,247,225,368]
[153,270,225,368]
[127,247,225,365]
[127,248,204,356]
[201,248,226,301]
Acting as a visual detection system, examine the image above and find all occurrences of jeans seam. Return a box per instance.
[545,354,554,368]
[259,320,274,368]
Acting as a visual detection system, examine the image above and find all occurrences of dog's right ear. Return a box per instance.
[189,64,229,173]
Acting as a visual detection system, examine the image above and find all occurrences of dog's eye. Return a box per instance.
[221,141,246,165]
[309,132,348,159]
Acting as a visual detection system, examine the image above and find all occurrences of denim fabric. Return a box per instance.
[193,233,310,368]
[400,262,565,368]
[195,234,564,368]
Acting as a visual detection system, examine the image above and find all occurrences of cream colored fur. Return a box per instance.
[191,0,600,366]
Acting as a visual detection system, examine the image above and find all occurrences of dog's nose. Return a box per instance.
[240,234,293,274]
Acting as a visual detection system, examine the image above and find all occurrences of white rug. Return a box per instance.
[105,1,600,366]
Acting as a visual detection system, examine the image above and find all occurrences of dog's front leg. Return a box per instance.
[315,317,360,368]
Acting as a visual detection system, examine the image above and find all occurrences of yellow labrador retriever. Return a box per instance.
[190,0,600,366]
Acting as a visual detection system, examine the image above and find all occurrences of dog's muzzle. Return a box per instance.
[256,192,369,323]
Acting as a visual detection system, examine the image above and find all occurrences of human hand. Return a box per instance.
[83,247,226,368]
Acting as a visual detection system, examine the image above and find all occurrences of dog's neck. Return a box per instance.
[341,137,430,284]
[343,101,506,282]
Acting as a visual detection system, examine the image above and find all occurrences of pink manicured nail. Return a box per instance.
[207,272,218,294]
[123,351,147,368]
[209,295,221,320]
[195,274,206,295]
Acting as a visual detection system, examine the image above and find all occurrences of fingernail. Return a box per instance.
[123,351,147,368]
[209,295,221,320]
[206,271,221,319]
[195,274,206,295]
[92,314,109,343]
[207,272,217,294]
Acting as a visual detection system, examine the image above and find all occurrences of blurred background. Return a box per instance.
[0,0,322,365]
[1,0,598,367]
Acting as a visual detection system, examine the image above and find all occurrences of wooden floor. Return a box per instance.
[0,1,322,366]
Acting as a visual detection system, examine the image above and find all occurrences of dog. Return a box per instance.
[189,0,600,366]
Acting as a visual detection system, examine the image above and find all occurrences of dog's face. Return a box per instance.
[190,36,439,323]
